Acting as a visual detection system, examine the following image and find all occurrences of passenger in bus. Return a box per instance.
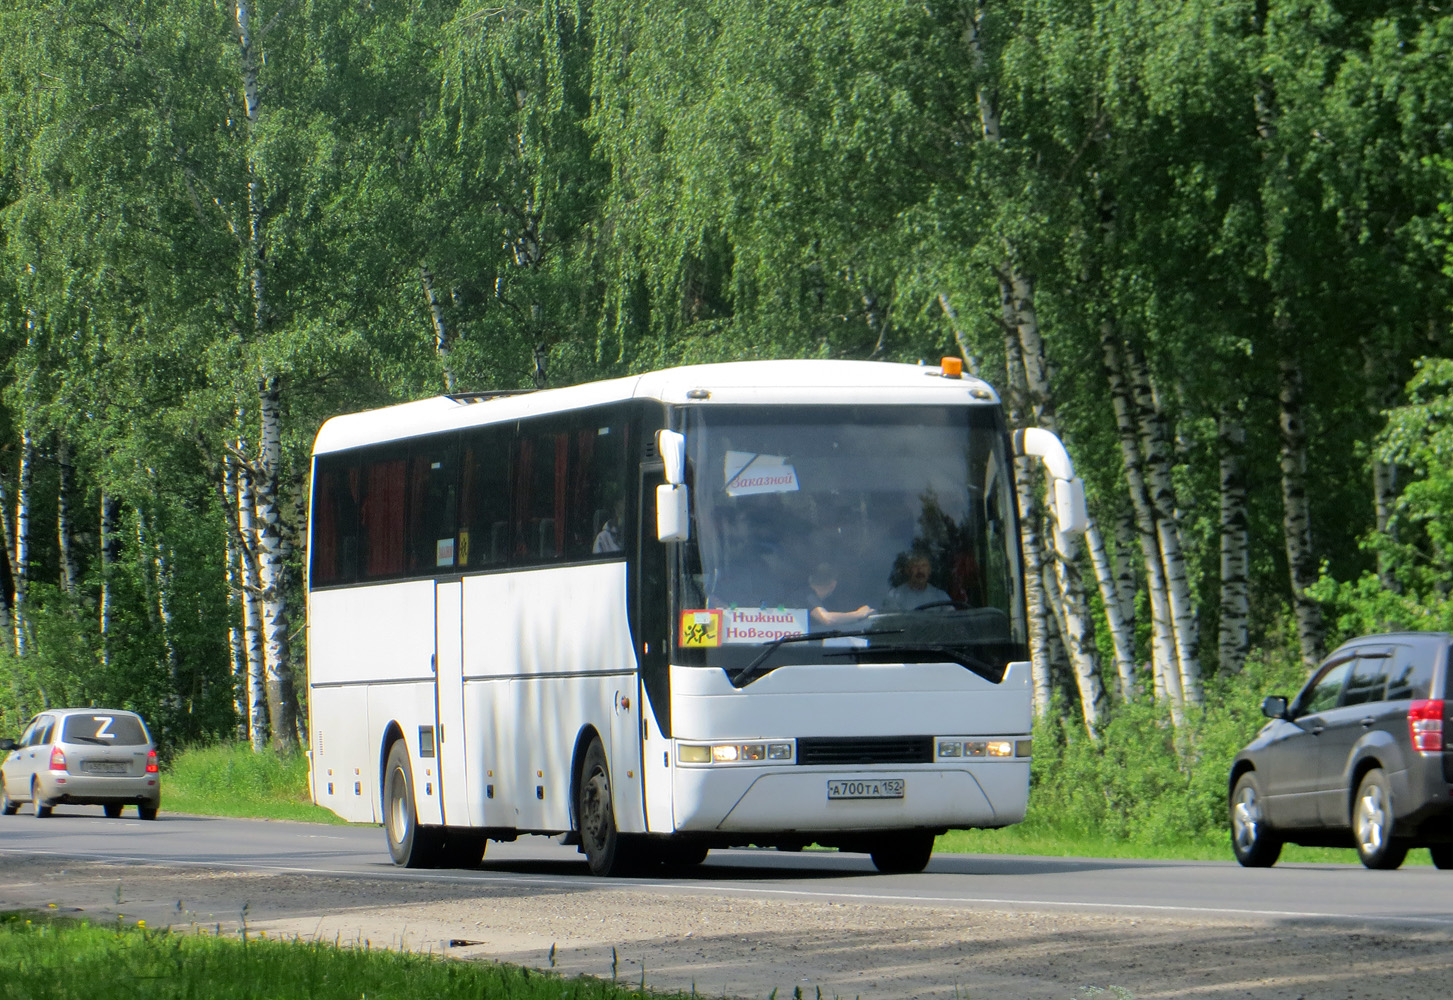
[806,563,874,629]
[883,553,953,611]
[592,498,625,554]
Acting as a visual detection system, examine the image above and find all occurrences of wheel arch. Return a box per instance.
[1346,754,1388,825]
[379,722,406,806]
[1228,759,1257,796]
[569,725,606,832]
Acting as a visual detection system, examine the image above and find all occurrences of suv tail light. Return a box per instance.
[49,746,67,771]
[146,749,159,774]
[1409,699,1445,753]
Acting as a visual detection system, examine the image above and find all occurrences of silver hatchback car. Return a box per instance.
[0,708,161,819]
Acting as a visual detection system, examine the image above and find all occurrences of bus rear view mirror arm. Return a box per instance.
[1014,427,1088,535]
[658,429,687,485]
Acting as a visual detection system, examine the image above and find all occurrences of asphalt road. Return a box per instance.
[3,805,1452,928]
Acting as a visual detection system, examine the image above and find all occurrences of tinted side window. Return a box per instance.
[513,410,632,566]
[406,436,459,573]
[310,457,362,587]
[61,714,148,746]
[1299,660,1352,715]
[1341,653,1391,707]
[1385,645,1435,701]
[359,449,408,579]
[19,717,43,747]
[460,425,512,569]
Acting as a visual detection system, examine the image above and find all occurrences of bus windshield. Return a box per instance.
[675,404,1028,683]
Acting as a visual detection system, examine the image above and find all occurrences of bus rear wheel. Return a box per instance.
[384,741,441,868]
[869,831,935,874]
[577,739,636,876]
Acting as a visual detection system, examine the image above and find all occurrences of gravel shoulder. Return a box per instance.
[2,853,1449,1000]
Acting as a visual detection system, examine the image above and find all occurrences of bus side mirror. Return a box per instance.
[657,483,689,542]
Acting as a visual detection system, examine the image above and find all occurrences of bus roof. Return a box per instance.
[312,359,1001,455]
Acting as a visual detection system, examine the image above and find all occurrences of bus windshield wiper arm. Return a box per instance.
[823,642,1005,683]
[731,628,903,688]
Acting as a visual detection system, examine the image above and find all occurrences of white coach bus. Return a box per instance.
[306,359,1086,875]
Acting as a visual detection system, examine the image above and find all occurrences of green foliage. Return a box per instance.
[0,913,681,1000]
[163,742,343,823]
[1312,357,1453,638]
[1024,649,1311,846]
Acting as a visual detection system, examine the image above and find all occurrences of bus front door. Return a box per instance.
[435,579,472,826]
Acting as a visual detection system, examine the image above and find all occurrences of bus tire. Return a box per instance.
[577,738,635,876]
[869,831,934,874]
[384,741,441,868]
[438,829,488,869]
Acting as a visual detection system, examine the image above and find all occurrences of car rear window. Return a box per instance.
[60,714,149,746]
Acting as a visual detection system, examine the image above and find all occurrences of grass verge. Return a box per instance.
[0,912,697,1000]
[163,742,1390,864]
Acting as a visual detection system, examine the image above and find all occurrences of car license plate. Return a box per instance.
[86,761,128,775]
[827,778,905,800]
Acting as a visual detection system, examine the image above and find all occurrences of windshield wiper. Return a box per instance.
[731,628,903,688]
[823,642,1006,683]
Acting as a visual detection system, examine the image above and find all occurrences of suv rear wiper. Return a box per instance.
[824,642,1007,684]
[731,628,903,688]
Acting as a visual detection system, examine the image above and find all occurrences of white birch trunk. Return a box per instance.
[237,448,269,752]
[57,437,79,597]
[1101,329,1183,722]
[14,431,33,657]
[421,265,456,393]
[937,292,982,377]
[1127,347,1202,707]
[1277,347,1326,669]
[224,455,249,740]
[257,376,297,751]
[1364,342,1400,591]
[1086,517,1136,700]
[1113,510,1138,639]
[1217,404,1251,674]
[100,492,119,665]
[0,473,15,645]
[1050,529,1107,735]
[999,274,1053,716]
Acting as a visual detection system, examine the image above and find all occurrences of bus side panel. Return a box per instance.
[309,581,437,823]
[308,684,375,823]
[640,686,676,833]
[462,564,641,834]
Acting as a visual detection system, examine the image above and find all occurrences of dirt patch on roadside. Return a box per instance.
[1,854,1448,1000]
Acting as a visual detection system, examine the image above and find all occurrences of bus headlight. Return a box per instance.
[935,738,1026,760]
[677,741,794,765]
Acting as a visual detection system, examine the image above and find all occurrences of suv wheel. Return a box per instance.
[1428,845,1453,870]
[1353,768,1408,870]
[1230,772,1281,868]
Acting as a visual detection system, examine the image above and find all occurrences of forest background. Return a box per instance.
[2,0,1452,845]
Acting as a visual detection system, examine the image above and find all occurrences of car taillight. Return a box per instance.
[146,749,159,774]
[49,746,67,771]
[1409,699,1445,753]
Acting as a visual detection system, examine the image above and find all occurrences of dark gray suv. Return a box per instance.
[1229,632,1452,869]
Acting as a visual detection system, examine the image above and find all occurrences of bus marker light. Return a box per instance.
[987,741,1013,757]
[939,357,963,378]
[712,745,740,763]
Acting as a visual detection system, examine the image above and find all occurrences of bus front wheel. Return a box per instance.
[577,739,635,876]
[869,831,935,874]
[384,741,441,868]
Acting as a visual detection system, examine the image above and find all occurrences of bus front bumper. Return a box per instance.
[672,762,1028,832]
